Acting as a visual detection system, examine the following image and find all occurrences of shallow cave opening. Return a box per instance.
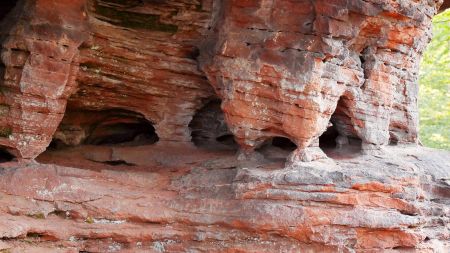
[319,126,339,150]
[47,139,64,150]
[389,132,399,146]
[39,109,159,167]
[189,99,238,150]
[271,137,297,151]
[256,136,297,163]
[85,115,158,146]
[51,109,159,149]
[319,96,362,159]
[215,134,236,146]
[318,122,362,159]
[0,147,15,163]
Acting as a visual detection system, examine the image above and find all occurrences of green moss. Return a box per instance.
[85,216,94,224]
[0,127,12,138]
[94,0,178,33]
[29,213,46,219]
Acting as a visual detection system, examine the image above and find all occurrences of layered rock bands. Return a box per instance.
[0,0,449,252]
[0,0,444,161]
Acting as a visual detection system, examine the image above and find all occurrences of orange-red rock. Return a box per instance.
[200,0,441,161]
[0,145,448,252]
[0,0,88,158]
[0,0,448,252]
[0,0,444,161]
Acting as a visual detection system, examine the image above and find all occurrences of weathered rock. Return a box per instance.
[0,0,444,161]
[0,146,448,252]
[0,0,217,159]
[0,0,88,159]
[200,0,441,160]
[0,0,448,252]
[71,0,216,144]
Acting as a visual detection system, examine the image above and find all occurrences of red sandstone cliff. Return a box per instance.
[0,0,448,252]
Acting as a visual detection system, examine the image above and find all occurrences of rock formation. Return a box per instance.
[0,0,216,159]
[200,0,439,162]
[0,146,449,252]
[0,0,449,252]
[0,0,441,161]
[0,0,88,159]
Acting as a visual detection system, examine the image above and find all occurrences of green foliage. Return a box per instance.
[419,10,450,150]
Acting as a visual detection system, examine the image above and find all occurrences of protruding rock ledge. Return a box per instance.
[0,145,448,252]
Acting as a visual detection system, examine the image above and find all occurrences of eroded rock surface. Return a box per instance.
[200,0,441,161]
[72,0,216,144]
[0,0,217,158]
[0,0,448,252]
[0,0,445,161]
[0,146,449,252]
[0,0,88,158]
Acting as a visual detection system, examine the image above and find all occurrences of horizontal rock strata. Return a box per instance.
[0,146,449,252]
[0,0,445,160]
[200,0,442,160]
[0,0,217,158]
[0,0,448,252]
[0,0,88,158]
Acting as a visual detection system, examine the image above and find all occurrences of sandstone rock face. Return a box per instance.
[0,0,88,158]
[200,0,441,160]
[0,0,448,252]
[0,0,444,160]
[71,0,216,144]
[0,146,449,252]
[1,0,218,158]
